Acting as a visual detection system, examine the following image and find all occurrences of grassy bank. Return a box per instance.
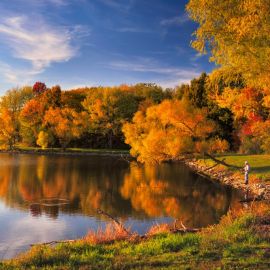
[196,154,270,183]
[1,209,270,270]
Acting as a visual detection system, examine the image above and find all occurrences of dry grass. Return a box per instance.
[84,222,136,244]
[146,223,171,236]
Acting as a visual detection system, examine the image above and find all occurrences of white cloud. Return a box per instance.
[108,58,201,88]
[0,15,84,84]
[160,14,190,26]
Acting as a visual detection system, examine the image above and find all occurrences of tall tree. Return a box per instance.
[186,0,270,87]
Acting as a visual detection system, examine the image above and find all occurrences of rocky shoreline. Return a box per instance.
[185,159,270,201]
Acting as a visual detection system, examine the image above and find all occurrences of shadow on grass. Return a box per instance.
[251,166,270,175]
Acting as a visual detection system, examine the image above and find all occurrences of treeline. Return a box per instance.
[0,82,171,150]
[1,70,268,162]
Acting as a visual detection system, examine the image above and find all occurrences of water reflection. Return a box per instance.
[0,154,241,227]
[121,162,239,227]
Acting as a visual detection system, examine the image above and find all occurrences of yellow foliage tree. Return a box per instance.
[36,131,53,149]
[215,87,263,120]
[123,99,227,163]
[186,0,270,87]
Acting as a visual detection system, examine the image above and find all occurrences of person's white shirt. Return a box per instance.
[244,162,250,173]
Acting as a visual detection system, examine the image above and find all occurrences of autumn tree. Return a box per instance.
[215,87,266,121]
[36,130,54,149]
[44,107,88,149]
[33,82,47,96]
[123,99,228,163]
[42,85,62,108]
[61,88,88,111]
[0,109,16,149]
[20,99,46,145]
[186,0,270,87]
[82,87,141,148]
[0,87,33,148]
[133,83,168,103]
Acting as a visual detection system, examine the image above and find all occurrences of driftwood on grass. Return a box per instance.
[172,219,200,233]
[30,239,77,247]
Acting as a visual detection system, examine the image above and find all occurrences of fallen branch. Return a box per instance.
[171,228,201,233]
[172,219,200,233]
[204,152,241,169]
[30,239,77,247]
[204,158,226,171]
[96,208,131,235]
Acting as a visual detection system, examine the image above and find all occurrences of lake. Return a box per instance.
[0,153,242,259]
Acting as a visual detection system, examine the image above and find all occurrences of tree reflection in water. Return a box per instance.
[0,154,241,227]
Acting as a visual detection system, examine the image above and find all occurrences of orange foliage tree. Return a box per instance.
[44,107,88,149]
[0,109,16,149]
[20,99,46,145]
[123,99,228,163]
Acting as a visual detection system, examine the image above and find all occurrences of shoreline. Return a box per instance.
[0,148,131,157]
[2,149,269,200]
[185,159,270,201]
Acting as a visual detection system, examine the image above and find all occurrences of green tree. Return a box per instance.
[82,87,140,148]
[189,72,208,108]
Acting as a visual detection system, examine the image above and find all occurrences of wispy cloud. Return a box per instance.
[117,27,151,33]
[25,0,69,7]
[160,13,190,26]
[108,58,201,87]
[99,0,135,12]
[191,52,203,62]
[0,15,86,84]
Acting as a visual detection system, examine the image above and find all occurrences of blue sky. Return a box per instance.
[0,0,215,93]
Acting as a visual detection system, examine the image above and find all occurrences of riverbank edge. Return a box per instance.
[185,158,270,201]
[0,148,131,157]
[2,210,270,269]
[2,148,269,198]
[1,155,270,268]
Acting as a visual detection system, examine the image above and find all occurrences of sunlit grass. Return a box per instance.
[197,154,270,182]
[2,209,270,270]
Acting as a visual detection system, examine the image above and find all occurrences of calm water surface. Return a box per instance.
[0,153,243,259]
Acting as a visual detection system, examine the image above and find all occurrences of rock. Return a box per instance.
[257,188,266,196]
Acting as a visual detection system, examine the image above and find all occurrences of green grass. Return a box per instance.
[198,154,270,182]
[2,212,270,270]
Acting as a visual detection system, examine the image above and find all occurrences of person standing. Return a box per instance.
[244,161,250,185]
